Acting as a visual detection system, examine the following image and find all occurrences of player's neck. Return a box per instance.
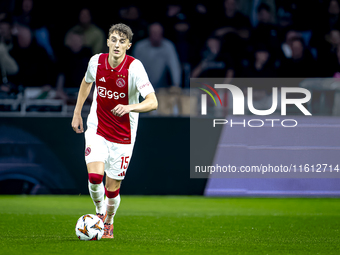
[108,53,126,69]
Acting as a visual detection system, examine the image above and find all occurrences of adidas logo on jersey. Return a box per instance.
[118,171,126,177]
[99,77,106,82]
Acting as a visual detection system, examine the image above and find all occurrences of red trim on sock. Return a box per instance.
[105,187,120,198]
[88,173,103,184]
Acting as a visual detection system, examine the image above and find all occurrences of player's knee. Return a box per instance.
[88,173,104,184]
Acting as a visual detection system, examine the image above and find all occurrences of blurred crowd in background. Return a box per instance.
[1,0,340,114]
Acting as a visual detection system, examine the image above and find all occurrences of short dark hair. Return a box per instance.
[108,23,133,42]
[257,3,271,13]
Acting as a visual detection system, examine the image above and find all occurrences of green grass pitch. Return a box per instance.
[0,196,339,255]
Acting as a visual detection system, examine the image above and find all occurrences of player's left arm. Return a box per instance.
[111,92,158,117]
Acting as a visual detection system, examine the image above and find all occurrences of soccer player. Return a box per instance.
[71,23,158,239]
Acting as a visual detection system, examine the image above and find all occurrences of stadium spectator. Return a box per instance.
[0,14,18,97]
[118,5,148,48]
[14,0,55,61]
[278,37,317,78]
[242,44,276,78]
[0,14,14,51]
[276,0,319,30]
[250,3,280,58]
[211,0,252,77]
[191,36,234,79]
[55,29,92,102]
[13,0,34,27]
[0,42,18,96]
[213,0,251,37]
[133,22,181,89]
[308,0,340,51]
[162,4,191,62]
[327,0,340,31]
[8,24,53,89]
[280,29,301,59]
[238,0,277,27]
[257,2,273,24]
[241,43,277,111]
[187,3,212,66]
[162,3,189,41]
[65,8,105,55]
[160,3,196,87]
[276,9,292,28]
[326,29,340,54]
[133,22,181,115]
[317,29,340,77]
[332,45,340,77]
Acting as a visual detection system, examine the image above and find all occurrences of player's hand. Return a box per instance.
[71,114,84,133]
[111,104,131,117]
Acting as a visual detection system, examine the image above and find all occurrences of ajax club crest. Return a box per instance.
[116,75,126,88]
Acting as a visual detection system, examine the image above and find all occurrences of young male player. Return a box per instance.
[71,23,158,238]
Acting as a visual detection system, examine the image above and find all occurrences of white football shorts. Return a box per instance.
[84,129,134,180]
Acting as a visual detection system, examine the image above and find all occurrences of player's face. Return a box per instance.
[107,32,131,59]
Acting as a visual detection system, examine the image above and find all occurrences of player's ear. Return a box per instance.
[127,43,132,50]
[107,39,110,47]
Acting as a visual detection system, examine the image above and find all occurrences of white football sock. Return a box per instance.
[88,181,105,214]
[105,194,121,224]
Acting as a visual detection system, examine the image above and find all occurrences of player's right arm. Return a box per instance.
[71,77,93,133]
[71,54,99,133]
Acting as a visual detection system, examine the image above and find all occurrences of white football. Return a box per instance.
[75,214,104,241]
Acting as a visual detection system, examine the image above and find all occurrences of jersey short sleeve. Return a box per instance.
[85,54,100,83]
[130,59,155,98]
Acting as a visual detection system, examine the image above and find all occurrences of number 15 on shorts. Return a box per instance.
[121,156,130,169]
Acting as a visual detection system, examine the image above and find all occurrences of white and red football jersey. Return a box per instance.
[84,53,155,144]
